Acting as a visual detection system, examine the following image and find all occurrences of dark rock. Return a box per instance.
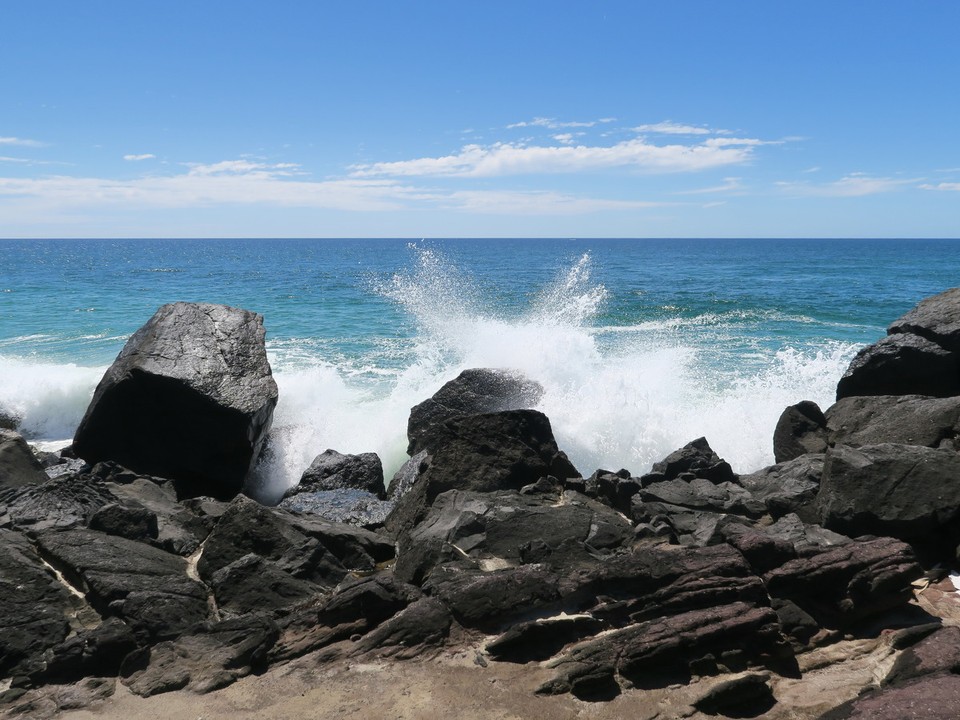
[278,488,392,528]
[774,400,828,463]
[651,437,736,484]
[407,368,544,455]
[0,474,118,531]
[423,563,561,630]
[762,513,850,552]
[826,394,960,448]
[638,478,765,518]
[486,615,605,663]
[884,626,960,686]
[835,333,960,400]
[385,410,579,538]
[0,429,48,488]
[88,503,159,542]
[197,496,392,590]
[35,527,209,641]
[818,674,960,719]
[0,529,78,678]
[0,408,20,431]
[353,597,452,658]
[723,528,797,575]
[693,673,776,717]
[120,614,278,696]
[287,449,385,499]
[72,302,279,500]
[385,450,428,501]
[739,454,823,522]
[817,443,960,549]
[541,603,793,697]
[889,286,960,352]
[763,536,921,628]
[209,553,320,617]
[36,617,138,683]
[393,488,632,585]
[770,598,820,648]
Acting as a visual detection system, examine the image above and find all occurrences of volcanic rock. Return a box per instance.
[287,449,385,498]
[826,394,960,448]
[72,302,278,499]
[739,454,823,522]
[0,429,48,489]
[889,286,960,352]
[774,400,828,463]
[407,368,544,455]
[835,333,960,400]
[0,474,118,531]
[651,437,736,484]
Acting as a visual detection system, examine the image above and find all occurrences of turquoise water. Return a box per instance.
[2,238,958,496]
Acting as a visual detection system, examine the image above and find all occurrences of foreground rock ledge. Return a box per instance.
[72,302,278,499]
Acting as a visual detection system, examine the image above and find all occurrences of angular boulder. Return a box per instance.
[650,437,736,484]
[817,443,960,549]
[72,303,278,499]
[407,368,543,455]
[286,449,384,498]
[0,429,48,489]
[835,333,960,400]
[739,454,823,522]
[889,286,960,352]
[773,400,828,463]
[826,394,960,449]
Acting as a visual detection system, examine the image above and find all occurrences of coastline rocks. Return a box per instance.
[406,368,543,455]
[826,394,960,449]
[649,437,736,485]
[72,302,278,500]
[835,333,960,400]
[739,453,823,522]
[773,401,828,463]
[0,429,48,488]
[287,450,385,498]
[889,286,960,351]
[817,443,960,551]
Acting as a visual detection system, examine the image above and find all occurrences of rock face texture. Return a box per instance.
[773,400,828,463]
[72,303,278,499]
[406,368,543,455]
[0,429,48,488]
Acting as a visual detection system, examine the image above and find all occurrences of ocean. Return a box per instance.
[2,238,958,501]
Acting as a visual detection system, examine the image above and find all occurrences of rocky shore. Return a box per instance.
[5,292,960,718]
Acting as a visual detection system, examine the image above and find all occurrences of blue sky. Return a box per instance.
[1,1,958,238]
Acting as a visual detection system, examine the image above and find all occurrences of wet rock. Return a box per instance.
[385,409,579,537]
[385,450,428,501]
[34,527,209,641]
[739,454,823,522]
[286,449,385,498]
[278,488,392,528]
[774,400,828,463]
[72,302,278,500]
[0,408,20,431]
[817,443,960,549]
[407,368,543,455]
[826,394,960,448]
[651,437,736,484]
[835,333,960,400]
[0,429,47,489]
[637,477,765,518]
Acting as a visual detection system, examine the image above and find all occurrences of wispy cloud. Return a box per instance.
[0,136,46,148]
[123,153,156,161]
[442,190,667,215]
[350,137,765,179]
[633,121,717,135]
[777,173,922,197]
[676,177,743,195]
[920,182,960,191]
[507,117,616,130]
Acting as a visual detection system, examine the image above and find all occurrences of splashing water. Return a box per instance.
[249,246,857,502]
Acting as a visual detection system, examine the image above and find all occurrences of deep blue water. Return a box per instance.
[2,238,959,493]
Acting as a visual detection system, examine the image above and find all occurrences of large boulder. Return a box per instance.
[773,401,828,463]
[286,449,384,498]
[739,454,823,522]
[72,303,278,499]
[835,333,960,400]
[649,437,736,484]
[0,429,48,488]
[817,443,960,551]
[826,394,960,449]
[406,368,543,455]
[889,286,960,352]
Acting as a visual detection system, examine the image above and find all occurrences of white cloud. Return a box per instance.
[633,121,714,135]
[123,153,156,161]
[442,190,667,215]
[920,182,960,191]
[676,177,743,195]
[552,133,583,145]
[777,173,921,197]
[507,117,616,130]
[350,137,764,179]
[0,136,45,147]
